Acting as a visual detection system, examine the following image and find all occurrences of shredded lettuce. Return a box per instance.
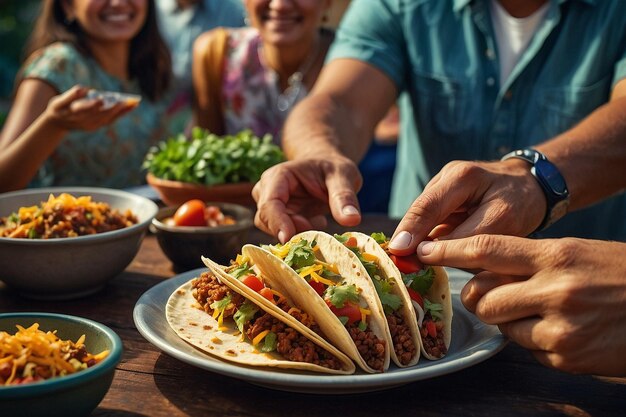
[233,300,258,334]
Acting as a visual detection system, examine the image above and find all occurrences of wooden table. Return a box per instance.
[2,215,625,416]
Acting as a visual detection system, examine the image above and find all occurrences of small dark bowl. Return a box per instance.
[0,312,123,417]
[150,202,254,270]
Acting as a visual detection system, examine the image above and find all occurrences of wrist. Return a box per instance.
[501,148,570,232]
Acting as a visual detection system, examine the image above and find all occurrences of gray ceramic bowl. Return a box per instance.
[151,202,254,269]
[0,312,123,417]
[0,187,158,300]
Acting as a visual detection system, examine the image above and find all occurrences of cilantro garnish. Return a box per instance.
[284,239,317,270]
[325,284,360,308]
[372,278,402,313]
[402,267,435,295]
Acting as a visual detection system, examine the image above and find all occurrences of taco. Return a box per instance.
[369,232,452,360]
[166,262,355,374]
[253,231,391,373]
[333,232,421,367]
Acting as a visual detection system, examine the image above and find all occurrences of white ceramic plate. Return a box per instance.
[134,268,507,394]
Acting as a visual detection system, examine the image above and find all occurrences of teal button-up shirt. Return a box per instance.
[328,0,626,240]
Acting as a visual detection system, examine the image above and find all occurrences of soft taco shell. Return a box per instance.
[167,273,355,374]
[245,231,392,373]
[344,231,421,367]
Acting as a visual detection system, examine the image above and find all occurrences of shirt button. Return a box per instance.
[504,90,513,100]
[485,49,496,60]
[486,77,496,86]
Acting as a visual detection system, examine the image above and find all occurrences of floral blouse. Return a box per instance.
[222,28,309,143]
[20,42,171,189]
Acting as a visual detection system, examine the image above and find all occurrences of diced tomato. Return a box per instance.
[173,200,206,226]
[241,274,264,292]
[327,301,362,325]
[407,287,424,309]
[308,280,325,296]
[425,320,437,338]
[390,254,423,274]
[344,236,358,247]
[259,287,275,303]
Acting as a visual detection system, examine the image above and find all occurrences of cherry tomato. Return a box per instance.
[327,301,362,325]
[259,287,275,303]
[344,236,358,247]
[425,320,437,339]
[173,200,206,226]
[241,274,264,292]
[390,254,423,274]
[308,280,325,296]
[407,287,424,309]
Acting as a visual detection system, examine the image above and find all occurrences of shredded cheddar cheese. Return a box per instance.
[0,323,109,386]
[361,252,379,263]
[252,329,270,346]
[359,307,372,324]
[310,271,336,287]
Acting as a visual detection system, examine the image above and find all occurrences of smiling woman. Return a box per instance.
[191,0,333,143]
[0,0,172,192]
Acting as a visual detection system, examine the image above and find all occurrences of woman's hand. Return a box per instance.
[252,156,363,243]
[417,234,626,376]
[43,85,136,132]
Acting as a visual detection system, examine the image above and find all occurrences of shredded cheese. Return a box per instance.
[310,271,336,287]
[359,307,372,324]
[362,252,379,263]
[252,329,270,346]
[0,323,109,386]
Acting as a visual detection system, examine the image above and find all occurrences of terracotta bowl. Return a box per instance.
[146,173,255,207]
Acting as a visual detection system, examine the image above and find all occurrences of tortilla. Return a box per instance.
[249,231,392,373]
[166,269,355,374]
[366,233,452,360]
[341,232,422,367]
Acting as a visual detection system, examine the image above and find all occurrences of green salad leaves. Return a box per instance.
[142,128,285,185]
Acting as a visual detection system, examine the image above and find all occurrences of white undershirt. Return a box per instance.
[490,0,550,85]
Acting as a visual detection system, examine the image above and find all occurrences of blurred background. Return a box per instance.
[0,0,40,126]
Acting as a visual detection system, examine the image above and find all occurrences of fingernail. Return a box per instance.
[342,205,359,216]
[278,230,287,244]
[418,241,435,256]
[388,231,412,250]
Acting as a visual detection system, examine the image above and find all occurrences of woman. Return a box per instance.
[0,0,172,191]
[192,0,333,142]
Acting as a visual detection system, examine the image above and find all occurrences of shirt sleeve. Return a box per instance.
[20,42,91,94]
[326,0,407,91]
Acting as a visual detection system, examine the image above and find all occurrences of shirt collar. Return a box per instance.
[453,0,597,14]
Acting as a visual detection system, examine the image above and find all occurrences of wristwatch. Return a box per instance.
[501,148,570,232]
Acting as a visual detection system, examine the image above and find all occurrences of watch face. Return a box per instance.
[534,159,569,196]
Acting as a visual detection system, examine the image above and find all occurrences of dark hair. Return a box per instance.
[23,0,171,101]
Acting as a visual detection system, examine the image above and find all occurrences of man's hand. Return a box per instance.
[417,234,626,376]
[252,156,363,242]
[387,159,547,255]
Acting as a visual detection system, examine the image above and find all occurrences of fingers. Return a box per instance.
[417,234,552,276]
[325,162,362,227]
[460,271,526,313]
[387,161,482,254]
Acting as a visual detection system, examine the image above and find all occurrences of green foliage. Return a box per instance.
[142,128,285,185]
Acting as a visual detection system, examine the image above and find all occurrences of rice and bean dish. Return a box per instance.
[0,193,138,239]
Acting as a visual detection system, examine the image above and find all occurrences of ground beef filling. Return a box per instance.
[421,314,447,358]
[387,310,417,365]
[347,323,386,372]
[192,272,246,317]
[191,271,343,370]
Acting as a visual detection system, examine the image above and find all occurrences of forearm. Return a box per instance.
[536,95,626,210]
[282,93,374,163]
[0,115,67,191]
